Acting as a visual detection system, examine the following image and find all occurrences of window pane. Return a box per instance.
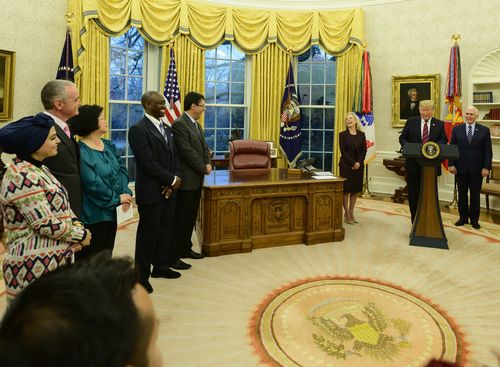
[311,109,323,130]
[111,34,127,48]
[205,82,215,103]
[127,157,136,182]
[301,129,310,151]
[110,76,126,100]
[326,62,336,84]
[310,131,324,152]
[216,107,230,128]
[216,61,230,81]
[230,83,244,104]
[231,107,244,129]
[324,130,333,151]
[205,107,215,128]
[311,63,325,84]
[297,64,310,84]
[128,30,144,50]
[323,153,333,172]
[311,85,324,106]
[215,83,229,104]
[128,51,143,75]
[325,108,334,129]
[111,130,127,156]
[129,104,143,125]
[110,48,126,74]
[325,85,335,106]
[217,44,231,59]
[205,129,215,151]
[300,108,310,130]
[205,48,216,59]
[110,104,127,130]
[232,46,245,61]
[231,61,245,82]
[127,77,143,101]
[310,152,323,169]
[216,129,229,151]
[298,85,310,105]
[205,60,216,81]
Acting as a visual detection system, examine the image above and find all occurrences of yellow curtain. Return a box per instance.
[74,0,365,54]
[249,44,289,167]
[333,44,364,174]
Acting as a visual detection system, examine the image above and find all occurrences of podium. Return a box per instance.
[402,142,459,249]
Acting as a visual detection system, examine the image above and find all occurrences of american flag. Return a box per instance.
[162,48,181,125]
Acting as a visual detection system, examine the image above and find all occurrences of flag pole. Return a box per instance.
[361,164,373,198]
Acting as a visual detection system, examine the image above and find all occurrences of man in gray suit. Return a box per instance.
[171,92,212,260]
[42,80,82,218]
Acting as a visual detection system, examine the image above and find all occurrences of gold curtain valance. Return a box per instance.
[70,0,365,55]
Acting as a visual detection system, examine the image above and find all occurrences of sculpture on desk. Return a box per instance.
[298,157,321,172]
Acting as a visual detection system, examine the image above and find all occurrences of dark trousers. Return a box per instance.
[173,188,202,257]
[136,198,176,282]
[406,172,421,223]
[76,221,117,261]
[456,173,483,224]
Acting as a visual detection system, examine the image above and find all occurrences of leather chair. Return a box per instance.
[228,140,271,170]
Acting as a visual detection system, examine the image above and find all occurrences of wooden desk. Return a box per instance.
[382,157,407,203]
[197,168,345,256]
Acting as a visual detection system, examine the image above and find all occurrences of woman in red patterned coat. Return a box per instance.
[0,114,91,302]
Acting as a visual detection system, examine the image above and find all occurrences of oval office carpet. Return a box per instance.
[1,198,500,366]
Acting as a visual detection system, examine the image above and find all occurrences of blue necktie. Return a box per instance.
[467,125,473,144]
[159,123,169,145]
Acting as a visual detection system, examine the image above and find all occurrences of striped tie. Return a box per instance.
[467,125,473,144]
[422,121,429,143]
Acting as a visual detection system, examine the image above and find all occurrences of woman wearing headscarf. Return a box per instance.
[338,112,367,225]
[0,113,91,302]
[68,105,132,260]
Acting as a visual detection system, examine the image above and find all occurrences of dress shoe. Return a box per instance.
[151,268,181,279]
[454,219,468,226]
[181,249,204,259]
[170,259,191,270]
[140,280,153,294]
[471,222,481,230]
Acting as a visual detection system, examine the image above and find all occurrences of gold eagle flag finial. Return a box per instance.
[65,10,74,29]
[451,33,461,44]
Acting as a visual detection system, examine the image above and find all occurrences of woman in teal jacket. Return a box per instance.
[69,105,133,260]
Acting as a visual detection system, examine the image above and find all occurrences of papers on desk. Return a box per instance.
[311,171,337,179]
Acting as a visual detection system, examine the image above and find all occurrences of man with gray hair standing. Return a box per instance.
[449,106,492,229]
[41,80,82,218]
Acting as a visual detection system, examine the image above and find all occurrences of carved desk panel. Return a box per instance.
[197,169,345,256]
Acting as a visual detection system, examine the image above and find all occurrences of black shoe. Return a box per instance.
[140,280,153,294]
[454,219,468,226]
[151,268,181,279]
[170,259,191,270]
[471,222,481,230]
[181,249,205,259]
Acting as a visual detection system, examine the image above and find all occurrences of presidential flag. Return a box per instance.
[162,48,181,125]
[355,51,376,163]
[279,62,301,167]
[56,29,75,82]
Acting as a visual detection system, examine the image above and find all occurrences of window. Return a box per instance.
[297,46,336,171]
[109,28,145,181]
[204,41,247,154]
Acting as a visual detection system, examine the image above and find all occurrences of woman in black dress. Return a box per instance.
[338,112,367,224]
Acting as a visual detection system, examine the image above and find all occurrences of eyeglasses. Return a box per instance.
[196,103,206,108]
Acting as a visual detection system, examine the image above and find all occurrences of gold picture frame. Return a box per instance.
[0,50,15,121]
[392,74,440,128]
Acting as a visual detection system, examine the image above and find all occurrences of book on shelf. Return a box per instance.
[484,108,500,120]
[473,91,493,103]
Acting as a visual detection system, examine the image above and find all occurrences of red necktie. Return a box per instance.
[63,124,71,138]
[422,120,429,143]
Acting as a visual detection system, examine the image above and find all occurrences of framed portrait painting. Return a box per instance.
[0,50,15,121]
[392,74,440,128]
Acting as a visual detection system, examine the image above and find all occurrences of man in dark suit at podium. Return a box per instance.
[448,106,492,229]
[399,100,447,222]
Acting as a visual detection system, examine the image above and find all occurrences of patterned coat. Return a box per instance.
[0,158,86,301]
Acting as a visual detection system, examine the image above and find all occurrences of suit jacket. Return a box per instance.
[449,123,492,175]
[401,99,420,119]
[399,116,447,175]
[171,112,211,190]
[43,123,82,217]
[128,117,180,206]
[338,130,367,169]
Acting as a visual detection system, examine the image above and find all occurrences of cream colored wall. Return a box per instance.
[0,0,68,123]
[365,0,500,209]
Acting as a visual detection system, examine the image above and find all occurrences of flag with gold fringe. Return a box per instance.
[354,50,376,163]
[162,48,182,126]
[279,62,301,167]
[56,29,74,82]
[443,41,463,170]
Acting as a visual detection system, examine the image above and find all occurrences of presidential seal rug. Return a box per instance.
[249,277,467,367]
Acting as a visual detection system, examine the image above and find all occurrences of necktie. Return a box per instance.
[467,125,473,143]
[63,124,71,138]
[422,120,429,143]
[159,123,169,145]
